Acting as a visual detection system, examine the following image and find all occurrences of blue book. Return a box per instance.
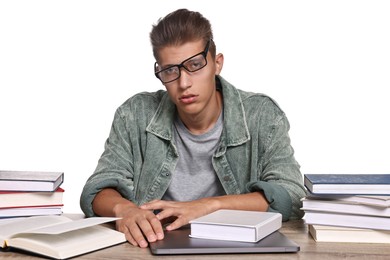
[304,174,390,195]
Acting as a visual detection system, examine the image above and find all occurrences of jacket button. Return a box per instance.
[165,173,170,176]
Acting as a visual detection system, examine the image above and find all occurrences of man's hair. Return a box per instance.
[150,9,216,62]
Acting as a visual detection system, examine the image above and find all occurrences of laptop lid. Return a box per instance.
[149,226,299,255]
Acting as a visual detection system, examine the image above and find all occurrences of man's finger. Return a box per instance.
[123,227,139,247]
[166,216,187,231]
[148,214,165,240]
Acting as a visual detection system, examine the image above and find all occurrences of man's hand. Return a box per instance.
[140,198,219,231]
[139,192,269,231]
[92,188,164,248]
[93,189,268,248]
[114,205,164,248]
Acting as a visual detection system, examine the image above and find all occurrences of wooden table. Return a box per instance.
[2,220,390,259]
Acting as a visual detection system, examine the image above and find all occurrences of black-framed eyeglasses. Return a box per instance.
[154,40,211,84]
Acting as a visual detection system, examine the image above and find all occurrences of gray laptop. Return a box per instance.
[149,225,299,255]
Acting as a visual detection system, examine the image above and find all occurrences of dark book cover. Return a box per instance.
[304,174,390,195]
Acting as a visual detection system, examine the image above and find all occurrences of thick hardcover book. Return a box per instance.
[304,211,390,230]
[189,210,282,243]
[0,215,126,259]
[0,206,63,218]
[301,198,390,217]
[304,174,390,195]
[0,170,64,192]
[309,224,390,243]
[0,188,64,208]
[305,190,390,207]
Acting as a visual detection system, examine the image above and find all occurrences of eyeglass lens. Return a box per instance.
[157,54,206,83]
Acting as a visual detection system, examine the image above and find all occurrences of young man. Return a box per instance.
[80,9,306,248]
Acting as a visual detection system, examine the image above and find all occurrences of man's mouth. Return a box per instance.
[179,94,197,104]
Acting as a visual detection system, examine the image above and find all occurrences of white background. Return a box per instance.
[1,1,389,213]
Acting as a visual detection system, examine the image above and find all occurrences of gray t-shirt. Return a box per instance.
[162,112,226,201]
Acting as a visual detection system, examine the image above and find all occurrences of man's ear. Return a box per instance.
[215,53,224,75]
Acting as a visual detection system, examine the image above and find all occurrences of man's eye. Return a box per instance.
[163,67,178,75]
[185,58,204,71]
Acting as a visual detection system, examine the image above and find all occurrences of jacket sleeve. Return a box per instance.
[80,107,136,217]
[246,99,306,221]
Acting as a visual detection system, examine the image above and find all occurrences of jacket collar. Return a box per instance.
[146,75,250,147]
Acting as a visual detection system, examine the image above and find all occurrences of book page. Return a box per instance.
[9,225,126,259]
[0,215,71,243]
[13,217,119,235]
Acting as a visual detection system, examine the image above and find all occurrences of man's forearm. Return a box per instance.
[210,191,269,212]
[92,188,138,217]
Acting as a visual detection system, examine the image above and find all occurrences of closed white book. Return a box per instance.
[304,211,390,230]
[0,206,63,218]
[309,224,390,243]
[0,170,64,192]
[305,191,390,208]
[189,210,282,243]
[301,198,390,217]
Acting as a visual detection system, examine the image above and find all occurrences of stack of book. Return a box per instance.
[0,170,64,218]
[302,173,390,243]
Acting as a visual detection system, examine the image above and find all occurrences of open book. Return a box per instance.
[0,215,126,259]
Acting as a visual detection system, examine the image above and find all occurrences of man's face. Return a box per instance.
[157,40,223,118]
